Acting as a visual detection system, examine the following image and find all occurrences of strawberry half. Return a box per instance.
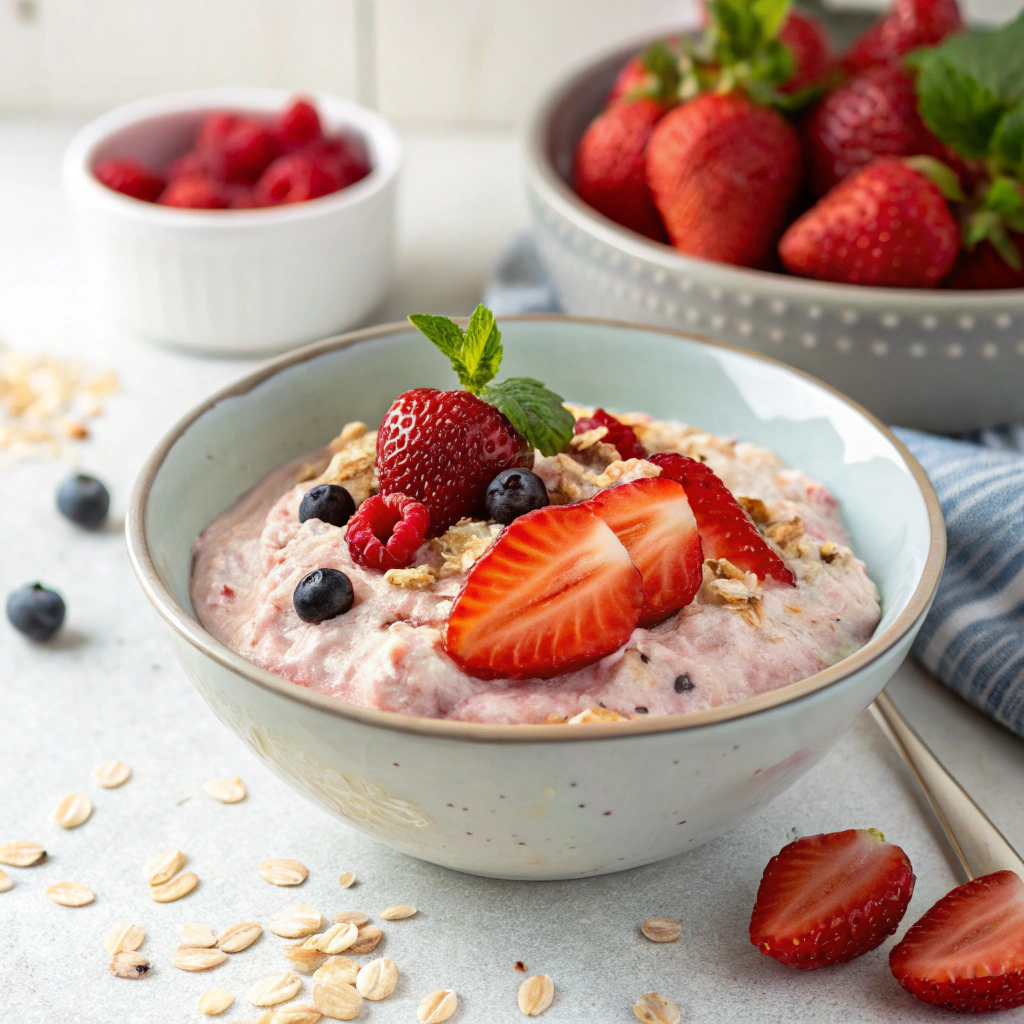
[587,477,703,627]
[890,870,1024,1013]
[648,452,796,586]
[444,504,643,680]
[750,828,916,969]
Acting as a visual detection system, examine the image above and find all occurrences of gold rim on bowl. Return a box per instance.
[126,315,946,744]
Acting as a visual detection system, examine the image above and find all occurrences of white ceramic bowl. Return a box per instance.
[126,316,944,880]
[63,88,400,355]
[523,41,1024,433]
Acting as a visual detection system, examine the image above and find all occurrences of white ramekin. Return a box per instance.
[63,88,401,355]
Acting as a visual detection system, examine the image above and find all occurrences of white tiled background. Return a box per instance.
[2,0,1017,124]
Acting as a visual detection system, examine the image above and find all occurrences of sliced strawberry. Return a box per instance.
[750,828,915,969]
[587,477,702,627]
[444,504,642,680]
[649,452,796,586]
[890,870,1024,1013]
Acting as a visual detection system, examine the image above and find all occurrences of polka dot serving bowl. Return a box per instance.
[523,41,1024,433]
[126,316,943,880]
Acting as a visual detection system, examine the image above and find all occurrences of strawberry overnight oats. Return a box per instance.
[191,308,880,725]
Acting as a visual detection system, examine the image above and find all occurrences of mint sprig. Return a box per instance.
[407,306,575,458]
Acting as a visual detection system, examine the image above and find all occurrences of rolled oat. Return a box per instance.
[92,759,131,788]
[379,904,416,921]
[51,792,92,829]
[417,989,458,1023]
[355,957,398,1001]
[311,976,362,1020]
[172,946,228,972]
[198,988,235,1015]
[143,848,185,885]
[259,859,308,886]
[44,880,93,906]
[269,905,322,939]
[247,972,302,1007]
[640,918,681,943]
[104,923,145,954]
[150,871,198,903]
[108,951,150,978]
[179,922,218,947]
[217,920,263,953]
[0,839,45,866]
[204,777,247,803]
[518,974,554,1016]
[634,991,680,1024]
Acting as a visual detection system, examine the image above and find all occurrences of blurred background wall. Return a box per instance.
[1,0,1015,125]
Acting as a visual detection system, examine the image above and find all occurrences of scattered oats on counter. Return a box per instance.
[199,988,235,1015]
[517,974,555,1016]
[104,923,145,954]
[92,759,131,788]
[247,972,302,1007]
[204,777,247,803]
[634,991,681,1024]
[356,957,398,1001]
[641,918,681,943]
[143,848,186,885]
[259,858,308,886]
[379,904,417,921]
[45,880,94,906]
[179,922,218,948]
[269,905,322,939]
[417,989,458,1023]
[312,957,359,986]
[347,925,383,954]
[337,872,355,889]
[332,910,368,926]
[171,946,228,972]
[0,839,45,866]
[151,871,199,903]
[312,974,362,1020]
[311,921,358,954]
[269,1004,321,1024]
[218,920,263,952]
[0,867,12,892]
[109,950,151,979]
[51,791,92,828]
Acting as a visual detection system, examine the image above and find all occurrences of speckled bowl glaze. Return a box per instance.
[127,316,944,880]
[523,41,1024,433]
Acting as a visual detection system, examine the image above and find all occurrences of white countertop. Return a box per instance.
[2,115,1023,1024]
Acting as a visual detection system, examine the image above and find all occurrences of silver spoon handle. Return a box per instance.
[870,691,1024,881]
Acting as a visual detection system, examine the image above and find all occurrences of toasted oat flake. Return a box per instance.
[384,565,437,590]
[51,792,92,828]
[0,868,12,892]
[151,871,198,903]
[92,759,131,788]
[379,904,416,921]
[567,707,626,724]
[312,957,359,986]
[634,991,680,1024]
[417,989,458,1023]
[45,880,94,906]
[179,922,218,947]
[247,971,302,1007]
[104,923,145,954]
[172,945,228,972]
[259,859,308,886]
[347,925,382,954]
[518,974,554,1016]
[332,910,368,927]
[143,848,185,885]
[337,872,355,889]
[109,950,150,978]
[270,905,322,939]
[270,1004,321,1024]
[0,839,45,866]
[283,941,329,975]
[199,988,235,1015]
[356,957,398,1001]
[217,920,263,952]
[204,777,246,803]
[312,976,362,1020]
[313,922,358,954]
[641,918,681,943]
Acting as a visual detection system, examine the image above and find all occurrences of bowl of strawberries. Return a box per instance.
[524,0,1024,431]
[64,89,400,354]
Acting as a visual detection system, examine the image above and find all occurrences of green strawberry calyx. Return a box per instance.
[407,306,575,458]
[909,11,1024,268]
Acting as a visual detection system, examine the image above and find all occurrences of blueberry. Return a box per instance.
[7,583,66,641]
[57,473,110,528]
[293,568,354,623]
[299,484,355,527]
[485,468,549,525]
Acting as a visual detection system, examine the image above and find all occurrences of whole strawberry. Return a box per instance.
[946,234,1024,289]
[805,63,956,198]
[843,0,963,73]
[377,306,574,536]
[574,99,668,242]
[779,157,959,286]
[647,92,803,267]
[778,11,831,94]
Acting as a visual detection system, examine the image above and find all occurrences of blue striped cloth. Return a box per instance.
[487,234,1024,739]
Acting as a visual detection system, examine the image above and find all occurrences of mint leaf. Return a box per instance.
[915,56,1004,159]
[459,305,503,394]
[483,378,574,457]
[408,313,468,374]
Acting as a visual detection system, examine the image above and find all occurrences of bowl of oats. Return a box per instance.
[127,314,943,879]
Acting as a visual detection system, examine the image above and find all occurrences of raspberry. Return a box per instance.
[277,98,322,151]
[256,153,339,205]
[93,159,165,202]
[573,409,646,460]
[158,176,229,209]
[167,150,205,181]
[199,114,279,184]
[303,137,371,190]
[346,493,429,571]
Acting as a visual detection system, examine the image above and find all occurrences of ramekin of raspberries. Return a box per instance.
[64,89,401,353]
[93,97,372,210]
